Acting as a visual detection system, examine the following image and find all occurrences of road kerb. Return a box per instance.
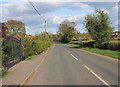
[20,45,55,85]
[20,56,46,85]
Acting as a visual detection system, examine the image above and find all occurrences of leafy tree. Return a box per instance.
[84,8,113,47]
[72,30,81,41]
[6,20,26,36]
[57,20,76,43]
[62,27,74,43]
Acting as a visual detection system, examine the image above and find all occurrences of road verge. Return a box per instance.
[2,44,55,85]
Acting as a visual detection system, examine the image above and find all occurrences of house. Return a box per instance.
[0,22,8,38]
[83,33,93,41]
[111,31,120,39]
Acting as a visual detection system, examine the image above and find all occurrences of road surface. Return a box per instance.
[26,43,119,85]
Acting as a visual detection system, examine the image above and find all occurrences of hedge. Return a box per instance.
[79,41,120,51]
[22,33,52,58]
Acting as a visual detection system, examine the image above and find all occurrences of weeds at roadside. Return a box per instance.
[0,66,8,78]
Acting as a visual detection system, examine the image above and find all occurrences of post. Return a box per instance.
[20,38,23,61]
[79,37,82,47]
[44,20,47,40]
[45,20,46,33]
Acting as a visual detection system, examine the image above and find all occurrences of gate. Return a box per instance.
[2,35,24,68]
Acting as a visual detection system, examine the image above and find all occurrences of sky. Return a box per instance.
[0,0,119,35]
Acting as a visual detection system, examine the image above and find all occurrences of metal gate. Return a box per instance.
[2,35,24,68]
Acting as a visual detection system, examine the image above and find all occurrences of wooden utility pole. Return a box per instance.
[44,20,47,40]
[45,20,46,33]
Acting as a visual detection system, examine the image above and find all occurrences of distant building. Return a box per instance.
[84,33,93,41]
[111,31,120,39]
[0,22,8,38]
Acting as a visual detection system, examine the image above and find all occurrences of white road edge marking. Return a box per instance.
[83,65,111,87]
[70,54,78,60]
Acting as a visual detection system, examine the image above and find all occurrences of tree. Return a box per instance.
[71,29,81,41]
[84,8,113,47]
[6,20,26,36]
[57,20,76,43]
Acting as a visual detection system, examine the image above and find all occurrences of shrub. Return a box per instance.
[99,42,120,51]
[22,33,52,59]
[79,41,95,48]
[22,38,33,57]
[108,42,120,51]
[79,40,120,51]
[0,65,8,78]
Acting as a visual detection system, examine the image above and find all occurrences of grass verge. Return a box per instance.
[68,43,79,48]
[68,44,119,59]
[80,48,119,59]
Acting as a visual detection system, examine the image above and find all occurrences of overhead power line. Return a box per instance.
[27,0,45,21]
[28,0,47,33]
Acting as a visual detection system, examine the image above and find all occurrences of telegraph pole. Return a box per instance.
[44,20,47,40]
[28,0,47,33]
[45,20,46,33]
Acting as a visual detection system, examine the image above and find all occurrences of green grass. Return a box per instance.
[68,43,79,48]
[80,48,119,59]
[68,43,119,59]
[25,56,33,60]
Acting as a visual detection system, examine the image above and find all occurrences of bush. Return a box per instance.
[0,65,8,78]
[99,42,120,51]
[22,38,33,57]
[79,41,95,48]
[0,39,8,78]
[22,33,52,59]
[79,41,120,51]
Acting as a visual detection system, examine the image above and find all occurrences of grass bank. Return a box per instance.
[68,43,79,48]
[80,48,119,59]
[68,44,119,59]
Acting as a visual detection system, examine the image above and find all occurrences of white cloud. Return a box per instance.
[1,1,119,34]
[67,2,89,9]
[2,0,119,2]
[113,5,118,15]
[53,15,63,24]
[46,14,85,25]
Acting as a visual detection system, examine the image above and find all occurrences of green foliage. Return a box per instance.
[80,48,119,59]
[100,42,120,51]
[0,39,5,59]
[0,39,8,78]
[85,8,113,47]
[0,39,3,59]
[0,65,8,78]
[22,32,52,59]
[68,43,79,48]
[68,43,119,59]
[6,20,26,35]
[79,41,120,51]
[79,41,95,48]
[61,27,74,43]
[57,20,77,43]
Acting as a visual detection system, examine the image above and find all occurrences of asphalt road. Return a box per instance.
[26,43,119,85]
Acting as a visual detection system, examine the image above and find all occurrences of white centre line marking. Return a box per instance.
[70,54,78,60]
[63,47,70,54]
[83,65,111,87]
[67,50,70,53]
